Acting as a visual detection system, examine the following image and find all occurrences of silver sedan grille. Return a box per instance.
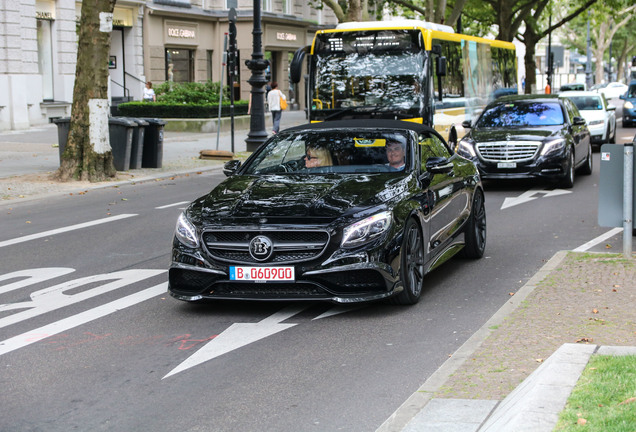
[477,141,540,162]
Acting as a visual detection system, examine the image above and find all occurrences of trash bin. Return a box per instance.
[140,118,166,168]
[109,117,137,171]
[53,117,71,163]
[125,118,148,169]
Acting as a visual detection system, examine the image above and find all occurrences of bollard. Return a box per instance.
[624,142,633,258]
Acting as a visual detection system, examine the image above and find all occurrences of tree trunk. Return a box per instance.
[56,0,116,182]
[522,32,542,94]
[345,0,362,21]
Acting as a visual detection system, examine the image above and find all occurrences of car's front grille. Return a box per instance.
[202,229,330,264]
[477,141,540,162]
[210,282,328,298]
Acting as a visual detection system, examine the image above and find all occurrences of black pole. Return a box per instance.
[229,18,237,153]
[244,0,269,152]
[547,13,552,93]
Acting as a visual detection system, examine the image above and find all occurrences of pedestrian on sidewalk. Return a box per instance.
[266,82,286,134]
[144,81,156,102]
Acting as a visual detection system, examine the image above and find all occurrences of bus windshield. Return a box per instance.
[312,30,426,118]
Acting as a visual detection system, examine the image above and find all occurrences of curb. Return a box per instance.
[376,250,570,432]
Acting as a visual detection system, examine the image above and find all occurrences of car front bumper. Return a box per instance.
[469,151,569,181]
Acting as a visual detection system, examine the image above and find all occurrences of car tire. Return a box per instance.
[609,125,616,143]
[578,142,593,175]
[459,188,486,259]
[559,151,575,188]
[391,218,424,305]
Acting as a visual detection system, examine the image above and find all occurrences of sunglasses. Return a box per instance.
[304,153,316,160]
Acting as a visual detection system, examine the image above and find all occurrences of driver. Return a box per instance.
[385,140,406,171]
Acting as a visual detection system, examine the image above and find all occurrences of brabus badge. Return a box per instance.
[249,235,273,261]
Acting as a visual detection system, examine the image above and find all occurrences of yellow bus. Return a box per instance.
[290,20,518,145]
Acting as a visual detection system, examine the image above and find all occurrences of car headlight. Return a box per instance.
[588,120,603,126]
[625,101,634,109]
[342,211,392,248]
[175,212,199,248]
[540,138,566,156]
[457,139,476,157]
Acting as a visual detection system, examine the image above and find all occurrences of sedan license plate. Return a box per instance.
[229,266,295,282]
[497,162,517,169]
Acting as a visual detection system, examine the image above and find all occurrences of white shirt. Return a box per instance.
[143,87,155,101]
[267,89,285,111]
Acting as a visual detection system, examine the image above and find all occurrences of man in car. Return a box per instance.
[386,140,406,171]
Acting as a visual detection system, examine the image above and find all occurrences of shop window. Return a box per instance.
[207,50,214,81]
[37,19,54,101]
[166,48,194,83]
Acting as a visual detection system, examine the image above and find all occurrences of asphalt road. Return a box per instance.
[0,121,634,431]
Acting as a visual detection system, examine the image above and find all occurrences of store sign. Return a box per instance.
[276,32,297,41]
[165,21,199,45]
[35,0,55,20]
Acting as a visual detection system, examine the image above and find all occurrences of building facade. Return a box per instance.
[0,0,337,131]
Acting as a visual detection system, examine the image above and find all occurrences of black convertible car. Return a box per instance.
[168,120,486,305]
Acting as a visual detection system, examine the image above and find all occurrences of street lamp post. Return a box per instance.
[585,12,593,89]
[244,0,269,152]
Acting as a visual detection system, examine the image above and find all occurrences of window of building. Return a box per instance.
[37,19,54,101]
[282,0,291,14]
[207,50,214,81]
[166,48,194,82]
[262,0,272,12]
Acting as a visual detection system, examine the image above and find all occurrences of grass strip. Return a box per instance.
[555,354,636,431]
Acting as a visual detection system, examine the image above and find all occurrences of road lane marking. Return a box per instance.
[501,189,571,210]
[0,268,75,295]
[0,269,166,329]
[155,201,190,209]
[163,305,309,379]
[573,227,623,252]
[0,214,137,248]
[0,282,167,357]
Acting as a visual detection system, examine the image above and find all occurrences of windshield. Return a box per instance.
[242,129,412,175]
[567,96,603,111]
[312,30,425,114]
[476,102,565,127]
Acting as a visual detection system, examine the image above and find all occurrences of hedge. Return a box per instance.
[116,101,250,118]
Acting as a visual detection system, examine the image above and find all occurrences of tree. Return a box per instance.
[56,0,117,182]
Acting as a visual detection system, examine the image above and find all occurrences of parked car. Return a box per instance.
[619,80,636,127]
[559,90,616,145]
[457,95,592,188]
[168,120,486,305]
[558,82,586,92]
[596,82,628,100]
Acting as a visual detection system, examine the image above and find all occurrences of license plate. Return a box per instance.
[229,266,295,282]
[497,162,517,168]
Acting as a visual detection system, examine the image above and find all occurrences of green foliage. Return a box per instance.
[116,100,249,118]
[154,80,231,104]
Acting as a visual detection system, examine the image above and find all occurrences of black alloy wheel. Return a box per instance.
[559,150,575,188]
[459,188,487,258]
[578,142,593,175]
[391,218,424,305]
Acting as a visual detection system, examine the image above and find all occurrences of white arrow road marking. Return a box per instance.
[163,305,309,379]
[0,282,167,357]
[501,189,571,210]
[0,214,137,248]
[313,305,365,320]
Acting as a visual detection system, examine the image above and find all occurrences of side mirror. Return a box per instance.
[620,94,626,100]
[572,116,586,126]
[436,56,447,77]
[223,160,242,177]
[461,120,472,129]
[607,104,616,111]
[426,156,453,174]
[290,46,310,84]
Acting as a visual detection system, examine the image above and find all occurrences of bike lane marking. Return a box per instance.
[0,214,137,248]
[0,282,167,357]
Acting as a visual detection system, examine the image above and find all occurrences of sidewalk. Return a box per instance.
[0,110,307,201]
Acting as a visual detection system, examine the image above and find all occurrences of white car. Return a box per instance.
[597,82,628,100]
[559,91,616,145]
